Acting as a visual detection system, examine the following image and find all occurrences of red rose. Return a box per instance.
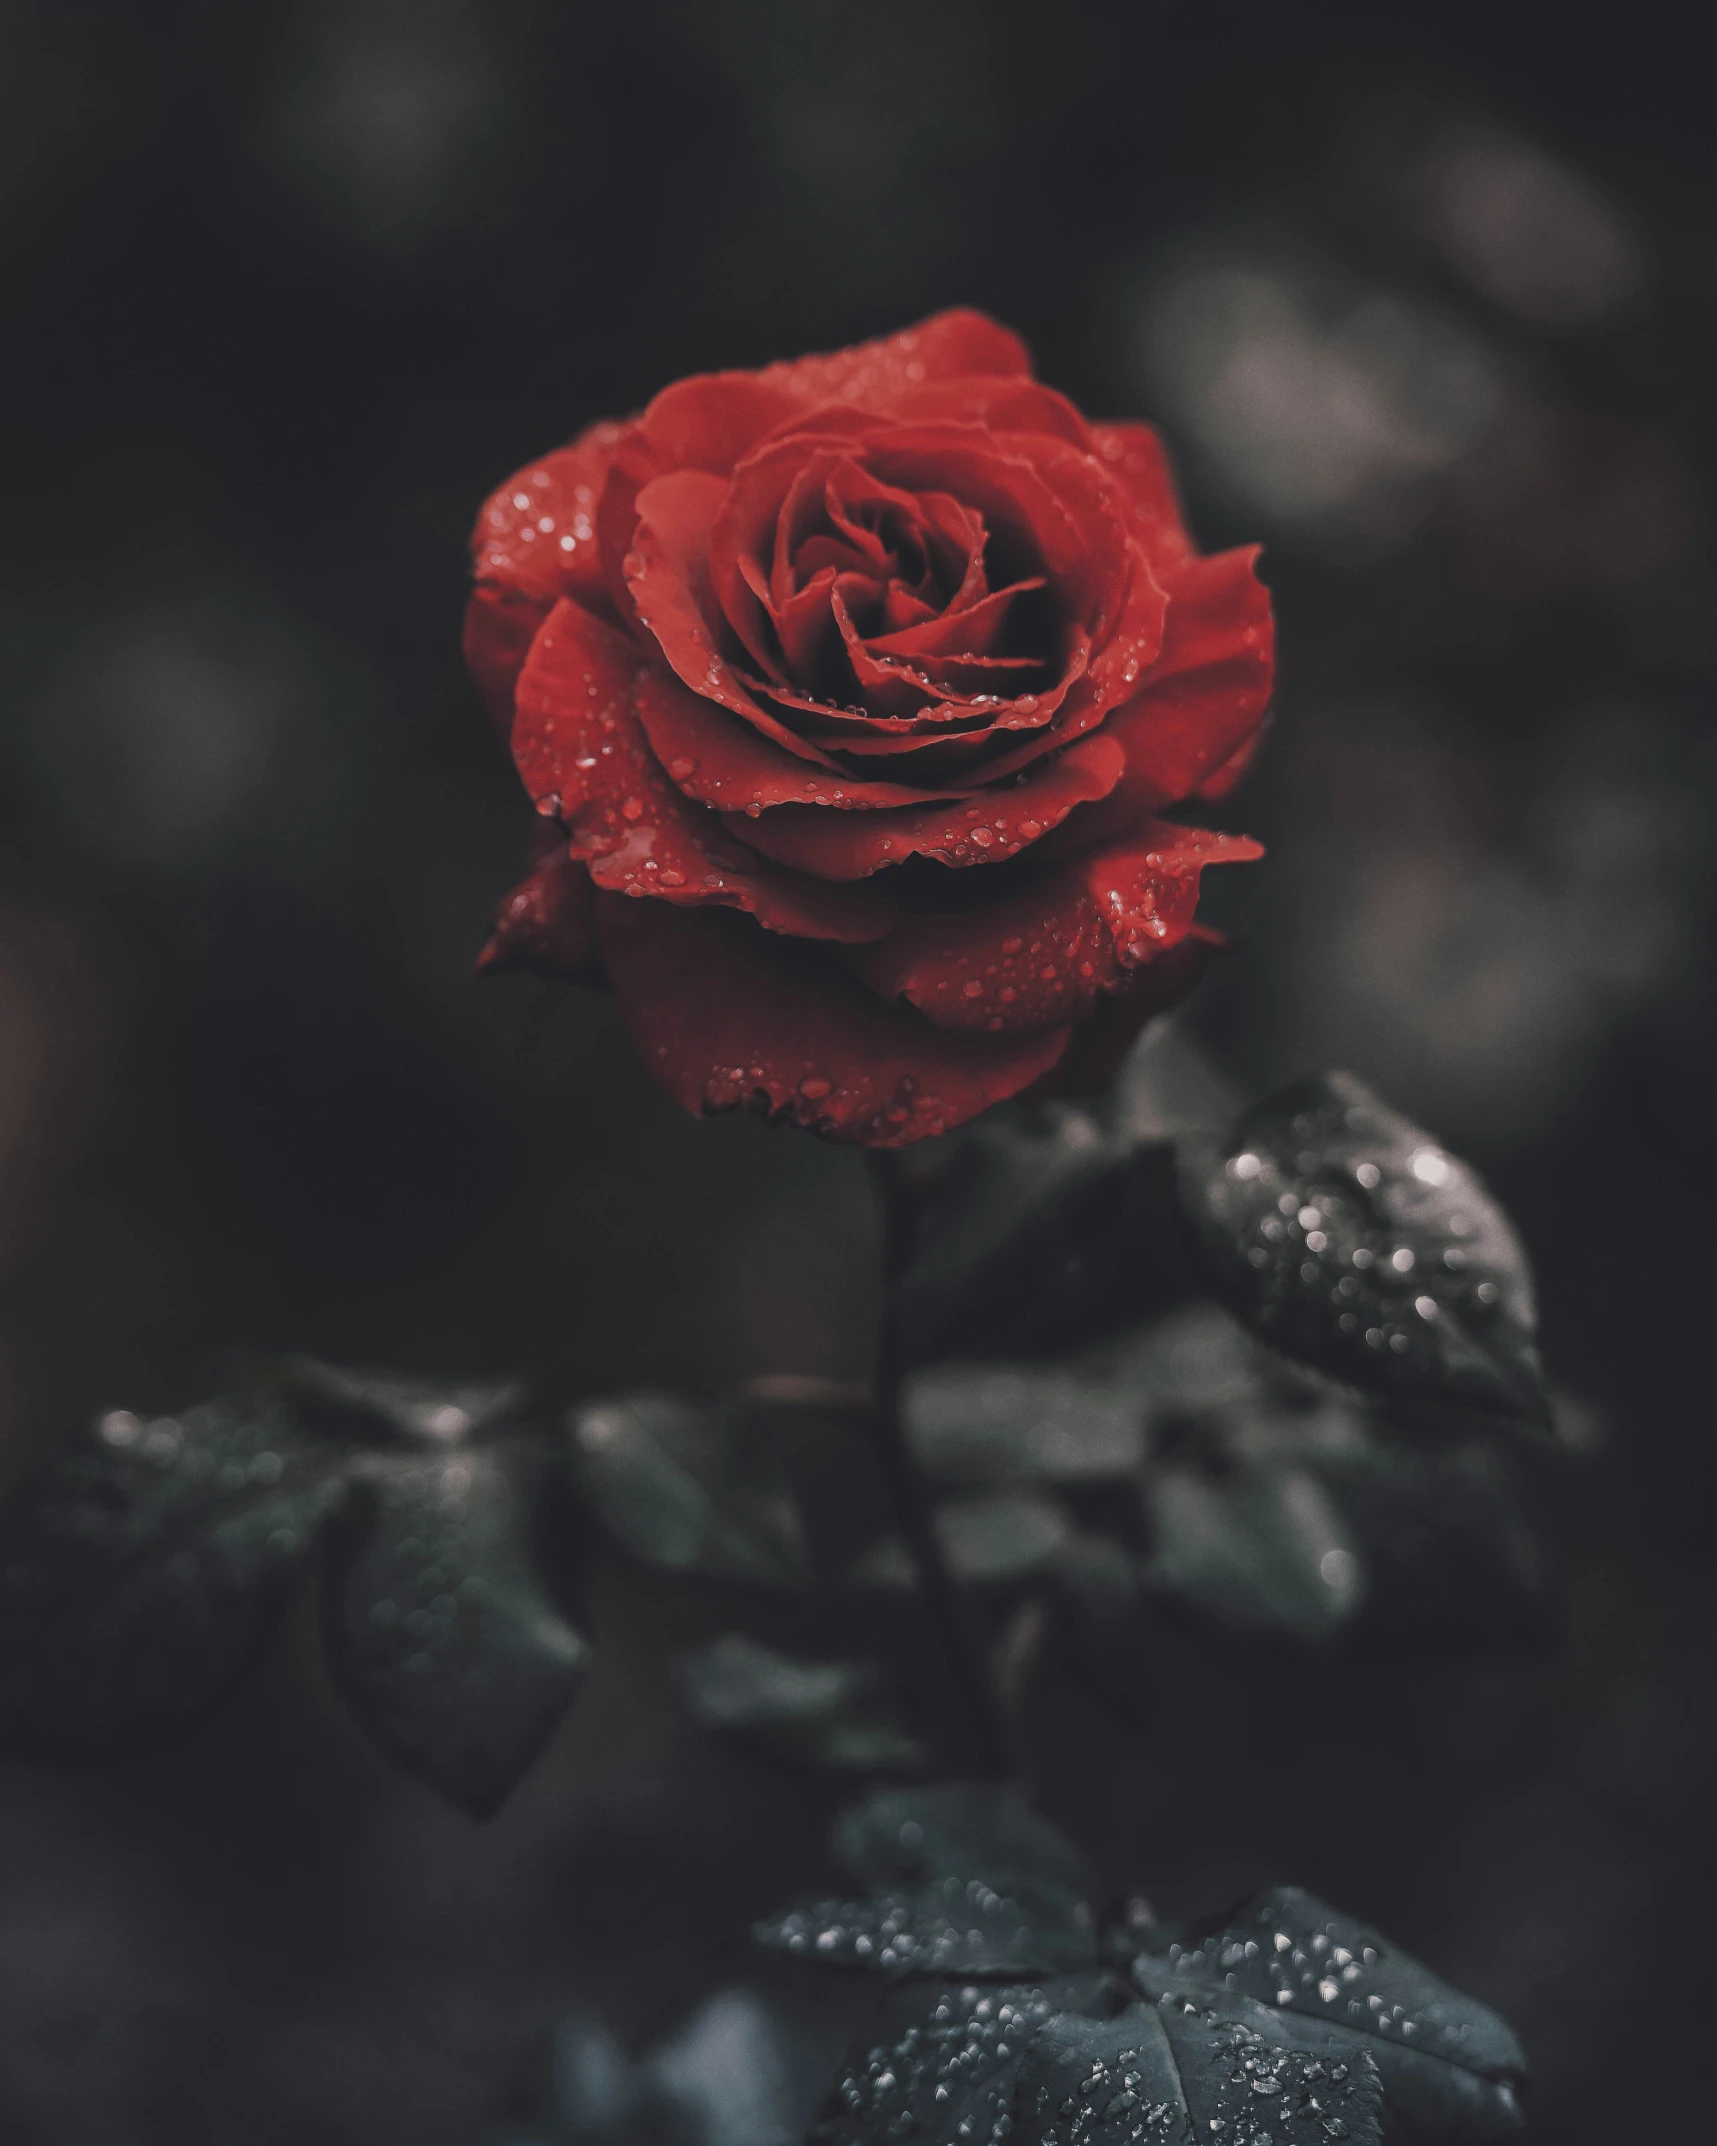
[467,310,1272,1145]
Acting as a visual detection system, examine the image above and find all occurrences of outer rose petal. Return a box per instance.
[637,374,804,473]
[1105,546,1275,811]
[511,601,896,944]
[852,822,1261,1034]
[891,379,1096,448]
[1021,928,1222,1100]
[476,844,600,979]
[466,426,625,726]
[596,896,1070,1146]
[727,733,1126,881]
[1090,422,1198,576]
[755,309,1032,411]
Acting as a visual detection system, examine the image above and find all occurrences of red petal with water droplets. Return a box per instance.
[975,548,1170,782]
[626,478,849,768]
[632,663,962,812]
[1090,422,1198,576]
[1104,546,1275,811]
[1020,928,1222,1100]
[511,602,895,943]
[465,424,626,726]
[476,843,600,979]
[853,822,1261,1034]
[727,732,1126,881]
[754,309,1032,410]
[596,896,1070,1146]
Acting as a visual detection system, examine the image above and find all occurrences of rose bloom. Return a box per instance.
[467,310,1272,1145]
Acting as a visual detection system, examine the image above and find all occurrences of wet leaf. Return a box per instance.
[567,1393,810,1587]
[1177,1072,1548,1425]
[0,1399,344,1759]
[850,1491,1077,1590]
[884,1103,1186,1372]
[274,1357,528,1446]
[673,1633,928,1775]
[757,1785,1101,1979]
[1134,1886,1526,2143]
[1014,1999,1384,2146]
[320,1442,588,1816]
[806,1976,1107,2146]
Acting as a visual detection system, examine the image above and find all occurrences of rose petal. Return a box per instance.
[892,378,1096,449]
[638,373,804,472]
[726,733,1126,880]
[1104,545,1275,810]
[627,476,850,769]
[974,548,1169,781]
[512,601,895,943]
[1192,716,1271,800]
[632,663,966,811]
[860,578,1044,664]
[595,895,1069,1146]
[476,843,600,979]
[1020,928,1221,1099]
[754,309,1032,411]
[1090,421,1198,576]
[864,425,1127,630]
[595,426,670,623]
[465,425,625,725]
[852,821,1261,1033]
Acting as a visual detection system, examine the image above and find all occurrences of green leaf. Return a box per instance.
[673,1633,927,1776]
[1177,1073,1548,1426]
[884,1103,1186,1373]
[756,1784,1101,1980]
[806,1977,1110,2146]
[1133,1886,1526,2142]
[1015,1999,1384,2146]
[566,1393,810,1587]
[320,1442,588,1817]
[0,1398,343,1759]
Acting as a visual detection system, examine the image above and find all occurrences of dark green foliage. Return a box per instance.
[894,1303,1552,1683]
[1176,1074,1548,1427]
[320,1443,588,1817]
[0,1367,590,1814]
[884,1102,1186,1373]
[0,1396,344,1759]
[1015,2000,1385,2146]
[566,1393,811,1587]
[673,1633,927,1775]
[771,1799,1523,2146]
[1134,1887,1526,2143]
[757,1784,1101,1978]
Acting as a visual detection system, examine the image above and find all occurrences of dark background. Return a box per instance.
[2,2,1713,2139]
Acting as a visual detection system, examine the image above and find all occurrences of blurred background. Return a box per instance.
[2,1,1713,2139]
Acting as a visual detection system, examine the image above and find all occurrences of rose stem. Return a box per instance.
[869,1156,1016,1781]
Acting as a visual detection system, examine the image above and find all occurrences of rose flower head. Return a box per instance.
[467,310,1273,1145]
